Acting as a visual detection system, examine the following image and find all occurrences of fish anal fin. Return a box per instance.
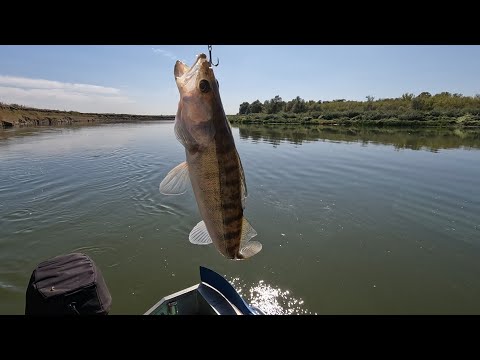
[239,218,261,258]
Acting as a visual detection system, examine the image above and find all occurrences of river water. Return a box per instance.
[1,122,479,314]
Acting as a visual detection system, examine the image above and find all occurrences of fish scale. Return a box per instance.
[217,129,244,254]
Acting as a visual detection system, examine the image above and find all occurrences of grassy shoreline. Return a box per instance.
[234,92,480,128]
[227,113,480,128]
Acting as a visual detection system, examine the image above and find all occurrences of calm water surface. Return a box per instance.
[1,123,479,314]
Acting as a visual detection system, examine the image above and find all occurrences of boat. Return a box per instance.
[144,266,265,315]
[25,252,262,315]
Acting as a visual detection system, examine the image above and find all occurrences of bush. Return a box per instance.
[399,111,425,121]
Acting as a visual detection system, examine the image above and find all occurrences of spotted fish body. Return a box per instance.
[160,53,261,260]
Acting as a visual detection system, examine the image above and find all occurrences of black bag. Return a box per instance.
[25,252,112,315]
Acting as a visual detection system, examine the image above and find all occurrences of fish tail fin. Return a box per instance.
[239,218,262,259]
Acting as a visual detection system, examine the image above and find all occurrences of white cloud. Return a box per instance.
[152,47,177,61]
[0,75,137,113]
[0,75,120,95]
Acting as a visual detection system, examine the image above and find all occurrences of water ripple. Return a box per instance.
[2,122,480,314]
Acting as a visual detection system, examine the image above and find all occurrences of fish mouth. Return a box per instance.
[174,53,213,90]
[175,53,207,77]
[174,61,190,78]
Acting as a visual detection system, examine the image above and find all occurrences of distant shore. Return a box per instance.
[3,102,480,129]
[232,92,480,128]
[227,113,480,128]
[0,104,174,128]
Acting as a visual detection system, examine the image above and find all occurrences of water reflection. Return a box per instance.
[236,124,480,151]
[0,121,174,145]
[230,277,314,315]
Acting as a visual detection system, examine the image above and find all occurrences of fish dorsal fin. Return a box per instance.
[239,218,261,258]
[236,149,247,209]
[159,161,190,195]
[189,220,213,245]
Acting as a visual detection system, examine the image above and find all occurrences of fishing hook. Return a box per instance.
[208,45,219,67]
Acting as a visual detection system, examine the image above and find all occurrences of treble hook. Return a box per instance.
[208,45,219,67]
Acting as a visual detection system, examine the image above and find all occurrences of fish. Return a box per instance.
[159,53,262,260]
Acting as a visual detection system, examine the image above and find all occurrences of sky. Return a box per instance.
[0,45,479,115]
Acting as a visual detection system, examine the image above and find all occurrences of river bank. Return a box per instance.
[227,113,480,127]
[0,104,174,127]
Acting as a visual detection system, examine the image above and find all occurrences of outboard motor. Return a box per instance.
[25,253,111,315]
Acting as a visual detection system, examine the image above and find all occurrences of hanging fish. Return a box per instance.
[160,53,262,260]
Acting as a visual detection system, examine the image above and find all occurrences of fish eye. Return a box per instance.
[199,80,211,93]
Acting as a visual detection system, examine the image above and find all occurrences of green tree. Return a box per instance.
[306,100,320,112]
[263,100,271,113]
[285,99,293,112]
[411,96,424,110]
[264,95,284,114]
[418,92,432,98]
[401,93,414,101]
[438,92,452,97]
[272,95,285,113]
[291,96,307,113]
[239,102,250,115]
[366,95,375,110]
[249,100,263,113]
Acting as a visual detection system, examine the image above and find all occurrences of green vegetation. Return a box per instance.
[230,93,480,127]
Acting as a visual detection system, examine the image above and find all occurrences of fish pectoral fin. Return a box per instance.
[189,220,213,245]
[239,218,262,258]
[159,161,190,195]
